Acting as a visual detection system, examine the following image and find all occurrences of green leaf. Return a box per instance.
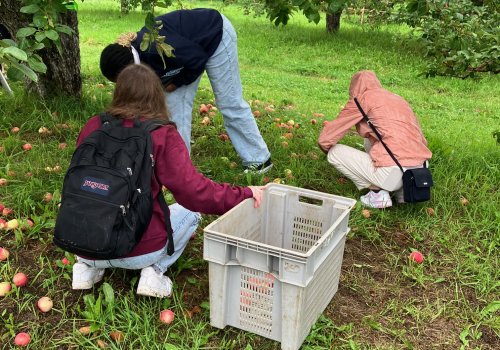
[10,61,38,82]
[55,24,73,35]
[3,46,28,61]
[164,344,179,350]
[16,27,37,38]
[145,12,156,30]
[20,4,40,14]
[35,32,47,42]
[45,30,59,41]
[6,66,25,81]
[32,14,48,27]
[140,34,151,52]
[1,39,17,47]
[31,42,45,51]
[480,300,500,318]
[102,283,115,305]
[28,56,47,73]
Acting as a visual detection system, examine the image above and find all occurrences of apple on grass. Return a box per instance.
[409,251,424,264]
[159,309,175,324]
[6,219,19,230]
[0,178,7,186]
[37,296,53,312]
[0,247,10,260]
[0,282,12,296]
[13,272,28,287]
[22,143,32,151]
[14,332,31,346]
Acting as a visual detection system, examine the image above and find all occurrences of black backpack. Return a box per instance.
[54,113,174,259]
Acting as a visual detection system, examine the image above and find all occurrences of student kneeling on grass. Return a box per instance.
[318,70,432,209]
[72,63,264,297]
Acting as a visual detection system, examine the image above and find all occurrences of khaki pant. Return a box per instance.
[327,140,415,191]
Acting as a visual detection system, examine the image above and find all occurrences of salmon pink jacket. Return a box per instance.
[318,71,432,167]
[77,116,252,257]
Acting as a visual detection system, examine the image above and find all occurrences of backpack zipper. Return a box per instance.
[64,192,128,216]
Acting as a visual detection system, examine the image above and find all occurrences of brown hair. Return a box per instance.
[106,63,171,122]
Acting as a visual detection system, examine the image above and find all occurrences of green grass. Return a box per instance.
[0,0,499,349]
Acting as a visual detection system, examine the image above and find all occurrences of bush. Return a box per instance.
[398,0,499,77]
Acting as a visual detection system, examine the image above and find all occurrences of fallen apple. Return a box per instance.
[218,133,229,142]
[362,209,371,218]
[460,197,469,206]
[3,207,13,216]
[6,219,19,230]
[14,332,31,347]
[58,143,67,150]
[159,309,175,324]
[281,141,289,148]
[0,203,4,211]
[37,296,53,312]
[0,178,7,186]
[0,218,6,229]
[283,133,293,140]
[44,193,53,202]
[109,331,124,342]
[61,257,70,265]
[97,339,107,349]
[78,326,91,335]
[13,272,28,287]
[38,126,49,134]
[199,104,209,114]
[409,251,424,264]
[22,143,32,151]
[0,247,9,260]
[11,126,20,133]
[253,110,261,118]
[426,207,435,216]
[0,281,12,296]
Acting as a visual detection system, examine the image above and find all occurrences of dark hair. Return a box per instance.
[106,64,171,122]
[100,43,134,82]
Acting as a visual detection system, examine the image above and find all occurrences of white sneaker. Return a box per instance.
[72,262,105,290]
[136,266,172,298]
[360,190,393,208]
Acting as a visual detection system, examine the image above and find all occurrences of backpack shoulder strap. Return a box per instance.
[99,112,122,128]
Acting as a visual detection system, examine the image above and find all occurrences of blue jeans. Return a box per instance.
[166,15,270,166]
[78,203,201,273]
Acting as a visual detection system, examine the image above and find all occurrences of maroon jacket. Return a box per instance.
[77,116,253,257]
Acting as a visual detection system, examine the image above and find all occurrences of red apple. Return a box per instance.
[22,143,32,151]
[159,309,175,324]
[58,143,67,150]
[37,296,53,312]
[3,207,13,216]
[14,332,31,347]
[311,119,317,125]
[13,272,28,287]
[0,178,7,186]
[11,126,20,133]
[218,133,229,142]
[322,120,328,126]
[0,247,9,260]
[0,281,12,296]
[199,104,209,114]
[0,218,6,230]
[0,203,4,211]
[43,193,53,202]
[253,110,261,118]
[409,251,424,264]
[61,257,70,265]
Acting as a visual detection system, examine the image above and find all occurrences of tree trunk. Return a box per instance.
[326,10,342,33]
[0,0,82,97]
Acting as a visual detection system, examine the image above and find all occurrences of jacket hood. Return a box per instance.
[348,70,383,98]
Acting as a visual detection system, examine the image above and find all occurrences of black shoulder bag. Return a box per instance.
[354,98,433,203]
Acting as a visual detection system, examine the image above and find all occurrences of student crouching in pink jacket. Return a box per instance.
[318,70,432,208]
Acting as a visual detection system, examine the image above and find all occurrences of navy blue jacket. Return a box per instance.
[133,8,223,87]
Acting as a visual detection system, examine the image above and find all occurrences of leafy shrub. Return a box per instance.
[397,0,499,77]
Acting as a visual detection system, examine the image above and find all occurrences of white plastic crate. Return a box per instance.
[203,184,356,350]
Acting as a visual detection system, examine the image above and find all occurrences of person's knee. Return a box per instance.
[327,145,347,166]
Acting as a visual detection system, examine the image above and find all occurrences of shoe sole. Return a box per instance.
[136,286,171,298]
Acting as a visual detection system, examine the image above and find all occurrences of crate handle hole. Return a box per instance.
[298,195,323,206]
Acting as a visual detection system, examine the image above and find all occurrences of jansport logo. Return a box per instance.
[81,177,110,196]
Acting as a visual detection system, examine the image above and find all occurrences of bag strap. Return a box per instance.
[353,98,405,173]
[156,185,175,256]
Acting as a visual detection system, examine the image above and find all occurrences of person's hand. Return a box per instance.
[164,83,177,93]
[248,186,265,208]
